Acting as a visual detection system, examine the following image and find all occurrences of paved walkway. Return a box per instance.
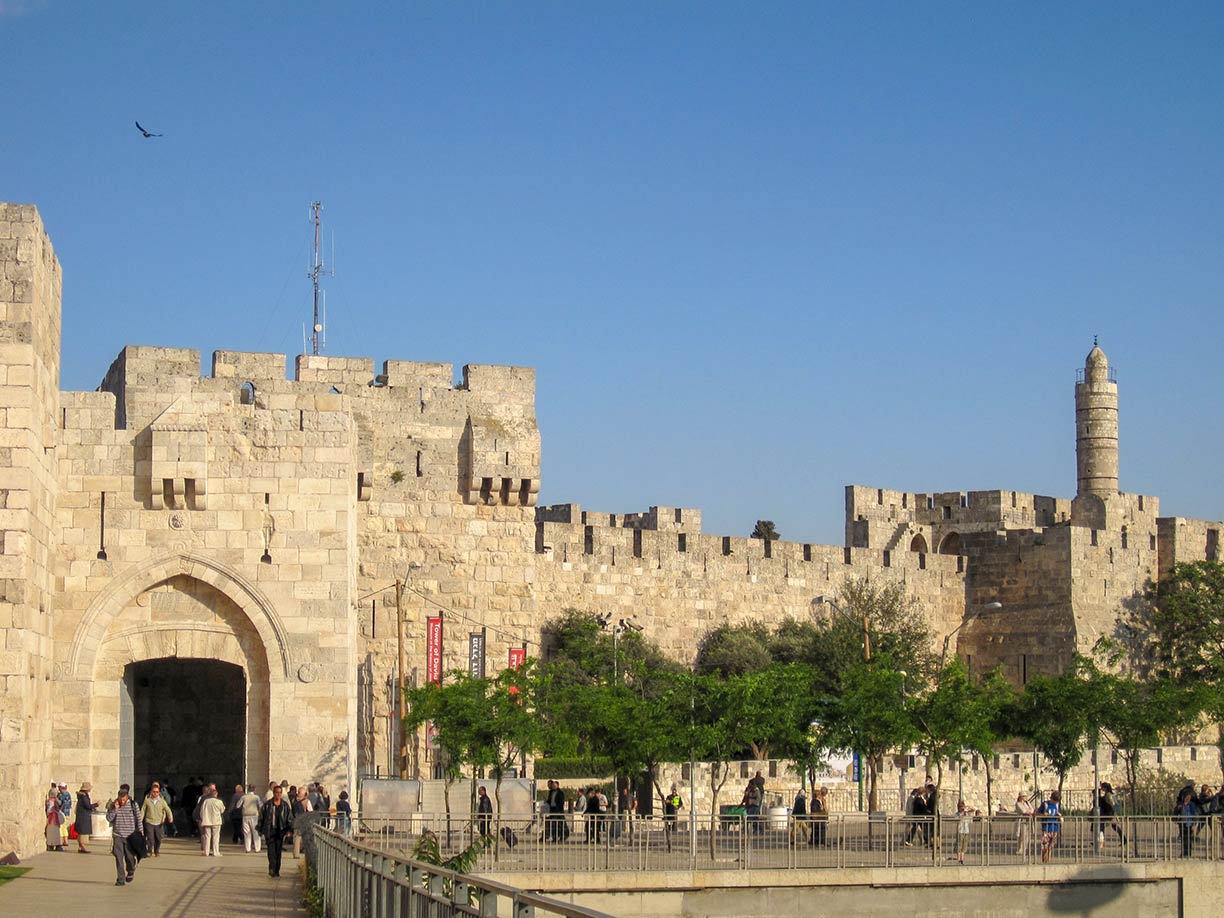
[0,835,307,918]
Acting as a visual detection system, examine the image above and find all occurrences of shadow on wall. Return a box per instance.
[1046,871,1124,916]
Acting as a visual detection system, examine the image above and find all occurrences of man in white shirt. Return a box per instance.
[199,786,226,856]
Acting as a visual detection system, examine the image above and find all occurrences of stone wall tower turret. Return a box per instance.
[1075,341,1119,498]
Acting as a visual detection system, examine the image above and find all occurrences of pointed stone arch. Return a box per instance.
[909,534,928,553]
[68,551,293,681]
[938,532,962,555]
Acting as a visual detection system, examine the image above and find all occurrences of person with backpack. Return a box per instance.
[1098,782,1124,845]
[105,787,144,886]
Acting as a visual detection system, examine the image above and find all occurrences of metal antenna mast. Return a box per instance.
[308,201,326,355]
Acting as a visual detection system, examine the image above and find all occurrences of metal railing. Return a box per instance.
[308,822,615,918]
[336,810,1224,873]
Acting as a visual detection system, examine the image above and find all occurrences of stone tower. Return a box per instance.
[1075,341,1118,498]
[0,205,62,858]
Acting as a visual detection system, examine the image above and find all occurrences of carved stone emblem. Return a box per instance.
[169,512,186,530]
[297,663,320,684]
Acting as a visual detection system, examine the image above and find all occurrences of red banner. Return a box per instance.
[426,616,443,684]
[508,646,526,697]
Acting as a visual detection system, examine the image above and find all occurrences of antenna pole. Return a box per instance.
[309,201,324,356]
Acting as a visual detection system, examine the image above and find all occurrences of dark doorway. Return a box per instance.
[126,659,246,795]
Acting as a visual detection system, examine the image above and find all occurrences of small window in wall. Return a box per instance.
[504,451,510,466]
[722,536,732,556]
[480,477,493,504]
[902,493,908,509]
[1091,529,1099,546]
[416,450,423,477]
[677,533,687,553]
[843,547,852,565]
[1208,529,1220,561]
[240,381,256,405]
[803,544,812,562]
[877,489,884,505]
[633,529,643,559]
[943,506,952,520]
[960,494,968,509]
[583,526,594,555]
[740,762,750,779]
[1138,495,1145,511]
[769,761,778,778]
[1011,491,1017,508]
[675,508,683,524]
[927,497,934,510]
[1110,749,1118,765]
[883,550,891,567]
[1150,533,1157,550]
[1121,527,1128,549]
[1191,747,1199,762]
[763,539,772,559]
[918,553,926,570]
[889,504,896,520]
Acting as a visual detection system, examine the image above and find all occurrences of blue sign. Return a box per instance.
[852,752,861,782]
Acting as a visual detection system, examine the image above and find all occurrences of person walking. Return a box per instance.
[240,784,264,852]
[1098,782,1125,845]
[140,782,173,857]
[476,786,494,840]
[954,800,975,864]
[74,782,98,853]
[105,788,143,886]
[258,784,293,878]
[199,786,226,856]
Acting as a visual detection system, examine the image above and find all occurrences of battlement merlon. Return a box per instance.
[535,504,703,534]
[95,347,537,427]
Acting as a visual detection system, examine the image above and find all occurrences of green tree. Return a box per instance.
[1008,658,1111,797]
[404,666,540,850]
[821,656,917,812]
[750,520,780,541]
[695,622,773,677]
[815,579,935,691]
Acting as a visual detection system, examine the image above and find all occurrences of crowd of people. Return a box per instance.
[42,777,352,886]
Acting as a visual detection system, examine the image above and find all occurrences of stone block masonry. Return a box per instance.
[1,202,1221,858]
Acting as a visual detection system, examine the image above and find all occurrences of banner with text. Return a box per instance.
[468,632,486,678]
[426,616,444,684]
[508,646,526,696]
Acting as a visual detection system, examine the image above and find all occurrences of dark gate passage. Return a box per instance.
[127,658,246,794]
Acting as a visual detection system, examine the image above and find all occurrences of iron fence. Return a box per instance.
[336,810,1224,873]
[308,822,616,918]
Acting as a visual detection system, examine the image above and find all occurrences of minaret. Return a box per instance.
[1075,340,1118,498]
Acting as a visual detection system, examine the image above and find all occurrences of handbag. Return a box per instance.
[126,830,148,860]
[126,801,148,860]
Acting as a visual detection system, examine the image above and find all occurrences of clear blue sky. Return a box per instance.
[5,2,1223,544]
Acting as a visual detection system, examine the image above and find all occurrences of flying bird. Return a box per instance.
[135,121,163,138]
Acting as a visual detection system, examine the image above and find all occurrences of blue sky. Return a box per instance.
[5,2,1223,544]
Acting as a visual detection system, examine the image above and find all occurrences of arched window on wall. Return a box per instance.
[939,532,962,555]
[909,534,928,553]
[240,381,256,405]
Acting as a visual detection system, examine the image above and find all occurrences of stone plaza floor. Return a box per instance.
[0,835,307,918]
